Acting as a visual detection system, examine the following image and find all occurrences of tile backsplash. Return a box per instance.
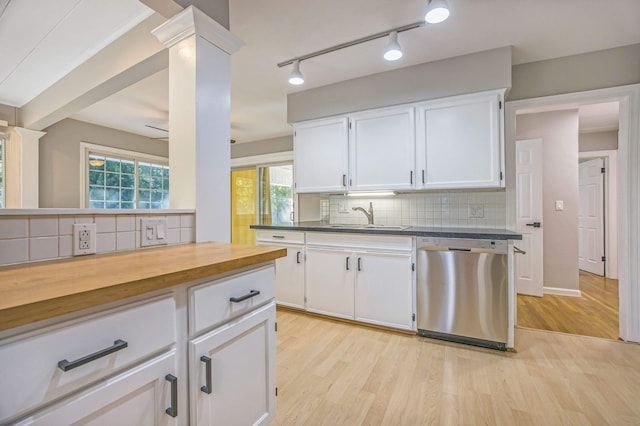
[327,191,506,229]
[0,212,195,266]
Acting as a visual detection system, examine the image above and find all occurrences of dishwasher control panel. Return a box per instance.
[418,237,507,253]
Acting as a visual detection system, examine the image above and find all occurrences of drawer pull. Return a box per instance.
[229,290,261,303]
[57,339,128,372]
[357,257,362,271]
[165,374,178,417]
[296,251,301,264]
[200,355,212,394]
[272,235,285,239]
[346,256,350,271]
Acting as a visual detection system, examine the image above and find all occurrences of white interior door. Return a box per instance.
[579,158,605,275]
[515,139,544,296]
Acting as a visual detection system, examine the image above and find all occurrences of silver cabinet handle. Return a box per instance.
[200,356,212,394]
[272,235,285,239]
[58,339,127,372]
[410,171,413,184]
[165,374,178,417]
[342,174,347,187]
[346,256,350,271]
[290,211,295,222]
[422,169,425,184]
[296,251,302,264]
[357,257,362,271]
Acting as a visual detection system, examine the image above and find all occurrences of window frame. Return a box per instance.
[80,142,169,209]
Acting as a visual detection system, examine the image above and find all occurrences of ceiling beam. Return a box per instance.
[19,14,168,131]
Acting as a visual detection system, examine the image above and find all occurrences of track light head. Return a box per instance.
[383,31,403,61]
[425,0,450,24]
[288,60,304,85]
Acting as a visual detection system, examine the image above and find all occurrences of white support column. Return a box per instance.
[152,6,243,243]
[5,128,46,208]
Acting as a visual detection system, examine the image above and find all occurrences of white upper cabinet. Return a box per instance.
[416,89,505,189]
[349,106,416,191]
[294,117,349,193]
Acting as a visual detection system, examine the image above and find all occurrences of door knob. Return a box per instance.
[526,222,541,228]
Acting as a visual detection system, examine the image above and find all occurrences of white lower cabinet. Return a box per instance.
[354,252,414,330]
[190,302,276,426]
[305,247,354,319]
[305,234,416,331]
[15,351,178,426]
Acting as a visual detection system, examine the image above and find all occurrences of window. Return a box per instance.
[0,136,4,208]
[82,143,169,209]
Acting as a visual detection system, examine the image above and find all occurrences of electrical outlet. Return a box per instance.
[73,223,97,256]
[555,200,564,211]
[339,201,349,213]
[140,218,169,247]
[468,204,485,218]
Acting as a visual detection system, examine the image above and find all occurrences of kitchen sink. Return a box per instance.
[321,224,408,230]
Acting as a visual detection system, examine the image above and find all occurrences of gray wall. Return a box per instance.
[39,119,168,208]
[515,110,580,291]
[288,46,512,123]
[579,130,618,152]
[509,44,640,101]
[231,135,292,158]
[0,104,17,126]
[175,0,229,29]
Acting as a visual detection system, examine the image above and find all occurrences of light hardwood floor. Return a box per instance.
[517,271,619,340]
[273,309,640,425]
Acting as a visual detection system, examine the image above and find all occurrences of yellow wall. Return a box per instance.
[231,169,256,245]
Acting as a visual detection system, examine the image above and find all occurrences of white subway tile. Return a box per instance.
[180,214,194,228]
[75,215,94,224]
[96,233,116,253]
[0,239,29,265]
[180,228,194,243]
[59,217,75,235]
[30,237,58,261]
[0,218,28,239]
[59,235,73,257]
[116,216,136,232]
[167,215,181,229]
[167,228,181,245]
[116,231,135,251]
[30,217,58,237]
[95,216,116,233]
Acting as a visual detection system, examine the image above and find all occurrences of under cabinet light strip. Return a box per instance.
[277,21,425,68]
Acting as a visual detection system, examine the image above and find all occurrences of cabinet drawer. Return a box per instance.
[0,296,176,423]
[189,266,275,335]
[255,230,305,244]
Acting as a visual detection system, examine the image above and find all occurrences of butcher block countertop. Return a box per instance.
[0,242,287,332]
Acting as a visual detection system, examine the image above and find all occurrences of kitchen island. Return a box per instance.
[0,242,286,425]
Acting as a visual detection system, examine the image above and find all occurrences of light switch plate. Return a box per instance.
[140,218,169,247]
[555,200,564,211]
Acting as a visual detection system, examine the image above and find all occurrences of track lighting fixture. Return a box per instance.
[425,0,450,24]
[288,60,304,86]
[383,31,403,61]
[279,3,452,84]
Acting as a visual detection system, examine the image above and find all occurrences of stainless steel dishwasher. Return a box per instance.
[416,237,508,350]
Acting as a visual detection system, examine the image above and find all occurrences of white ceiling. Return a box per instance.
[2,0,640,143]
[0,0,153,107]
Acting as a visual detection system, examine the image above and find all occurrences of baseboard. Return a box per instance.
[543,286,582,297]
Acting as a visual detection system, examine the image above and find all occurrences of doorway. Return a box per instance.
[510,97,624,341]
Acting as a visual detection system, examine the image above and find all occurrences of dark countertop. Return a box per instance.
[251,221,522,240]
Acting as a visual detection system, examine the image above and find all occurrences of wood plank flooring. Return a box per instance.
[273,309,640,425]
[517,271,619,339]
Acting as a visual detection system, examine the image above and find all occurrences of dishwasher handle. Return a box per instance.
[448,247,471,252]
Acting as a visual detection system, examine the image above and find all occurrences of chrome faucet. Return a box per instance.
[352,202,374,225]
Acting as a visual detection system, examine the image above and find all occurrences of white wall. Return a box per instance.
[515,110,580,291]
[39,118,168,208]
[579,130,618,152]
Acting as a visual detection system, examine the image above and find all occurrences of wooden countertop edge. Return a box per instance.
[0,247,287,332]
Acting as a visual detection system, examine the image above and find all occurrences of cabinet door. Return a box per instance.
[349,106,415,191]
[416,91,503,189]
[275,244,305,308]
[15,352,178,426]
[294,117,348,193]
[305,247,354,319]
[355,252,414,330]
[190,302,276,426]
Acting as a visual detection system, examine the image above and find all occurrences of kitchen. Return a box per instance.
[2,0,640,424]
